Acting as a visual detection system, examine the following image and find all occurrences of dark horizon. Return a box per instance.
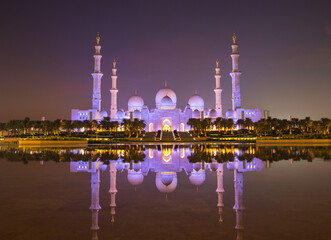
[1,0,330,122]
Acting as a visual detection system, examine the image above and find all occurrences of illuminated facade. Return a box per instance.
[71,33,263,126]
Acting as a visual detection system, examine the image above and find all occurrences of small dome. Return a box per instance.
[127,171,144,186]
[210,162,219,171]
[209,109,217,118]
[100,110,108,118]
[159,96,174,109]
[98,163,107,172]
[226,110,235,119]
[116,110,124,119]
[188,94,204,111]
[115,162,124,172]
[133,163,141,172]
[189,170,206,186]
[192,109,200,118]
[128,95,144,111]
[156,172,177,193]
[193,163,202,171]
[155,87,177,108]
[133,109,141,119]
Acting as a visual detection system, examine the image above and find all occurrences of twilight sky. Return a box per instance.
[0,0,330,122]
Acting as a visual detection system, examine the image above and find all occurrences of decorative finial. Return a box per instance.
[194,89,198,94]
[134,89,138,95]
[96,32,100,45]
[165,80,167,88]
[232,32,236,44]
[216,58,219,68]
[113,58,116,68]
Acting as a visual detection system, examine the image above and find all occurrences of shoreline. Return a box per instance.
[0,137,330,147]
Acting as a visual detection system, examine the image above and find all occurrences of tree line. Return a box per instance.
[0,117,146,138]
[187,117,330,137]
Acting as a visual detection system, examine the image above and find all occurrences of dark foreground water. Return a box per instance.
[0,144,330,240]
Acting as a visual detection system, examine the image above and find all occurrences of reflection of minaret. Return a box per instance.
[109,161,117,223]
[90,165,101,240]
[233,167,245,240]
[230,33,242,112]
[92,33,103,112]
[216,163,224,223]
[214,59,223,117]
[110,60,118,119]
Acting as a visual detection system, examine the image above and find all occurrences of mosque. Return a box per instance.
[71,33,263,131]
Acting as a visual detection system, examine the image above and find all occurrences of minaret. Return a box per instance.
[90,164,101,240]
[214,58,223,117]
[92,33,103,112]
[110,59,118,119]
[216,163,225,223]
[233,166,245,240]
[109,161,117,223]
[230,33,242,112]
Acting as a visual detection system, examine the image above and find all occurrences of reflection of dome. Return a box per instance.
[99,163,107,172]
[127,171,144,186]
[189,170,206,186]
[128,95,144,111]
[155,87,177,108]
[210,162,218,171]
[160,172,175,186]
[159,96,174,109]
[116,162,124,172]
[193,163,202,171]
[188,94,204,111]
[156,172,177,193]
[133,109,141,119]
[133,163,141,172]
[116,110,125,119]
[209,109,217,118]
[192,109,200,118]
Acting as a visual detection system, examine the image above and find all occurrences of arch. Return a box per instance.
[162,118,172,131]
[180,123,185,132]
[148,123,154,132]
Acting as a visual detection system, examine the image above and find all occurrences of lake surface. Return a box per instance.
[0,144,330,240]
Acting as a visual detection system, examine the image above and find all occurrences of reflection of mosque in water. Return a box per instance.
[70,146,265,240]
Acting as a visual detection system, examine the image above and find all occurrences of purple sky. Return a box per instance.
[0,0,330,122]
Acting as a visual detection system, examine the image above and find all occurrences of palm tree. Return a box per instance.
[22,117,30,135]
[0,122,6,136]
[100,117,111,132]
[321,118,330,135]
[237,119,245,130]
[109,121,119,132]
[244,118,254,133]
[83,120,92,131]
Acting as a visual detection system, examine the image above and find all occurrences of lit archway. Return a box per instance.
[180,123,185,132]
[162,119,172,131]
[149,123,154,132]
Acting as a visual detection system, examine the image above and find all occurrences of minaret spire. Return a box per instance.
[90,162,101,240]
[109,161,118,223]
[110,59,118,119]
[230,33,242,113]
[216,163,225,223]
[214,58,223,117]
[91,33,103,112]
[233,157,245,240]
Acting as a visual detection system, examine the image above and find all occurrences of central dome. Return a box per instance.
[188,94,204,111]
[159,96,175,109]
[128,95,144,111]
[155,86,177,109]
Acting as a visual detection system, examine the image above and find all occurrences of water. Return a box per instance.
[0,144,330,240]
